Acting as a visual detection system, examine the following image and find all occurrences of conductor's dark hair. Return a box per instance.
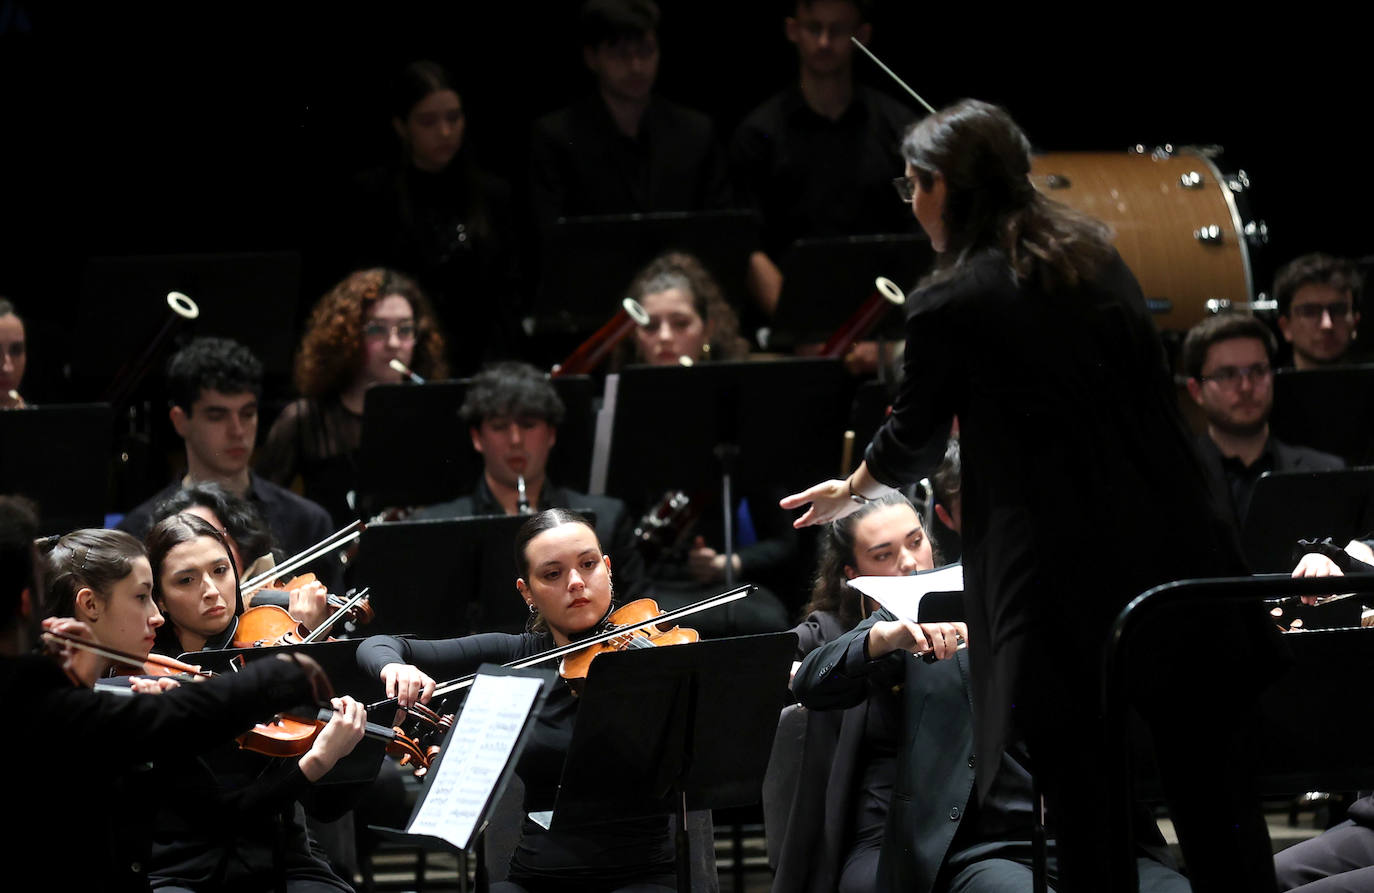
[1273,252,1362,317]
[166,337,263,414]
[153,482,278,569]
[146,513,243,655]
[801,493,932,629]
[901,99,1114,292]
[461,362,565,428]
[0,495,40,626]
[513,508,604,635]
[580,0,659,48]
[931,436,961,510]
[1180,312,1277,381]
[40,528,147,619]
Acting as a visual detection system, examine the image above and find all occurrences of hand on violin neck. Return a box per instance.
[286,579,330,632]
[129,675,182,695]
[381,662,436,711]
[300,695,367,782]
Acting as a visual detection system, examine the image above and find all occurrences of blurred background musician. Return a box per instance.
[257,267,449,529]
[0,298,26,409]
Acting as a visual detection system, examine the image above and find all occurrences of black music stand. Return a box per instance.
[771,233,932,349]
[349,517,529,639]
[1271,364,1374,466]
[594,359,850,575]
[551,634,795,891]
[1243,467,1374,573]
[0,403,112,534]
[532,210,756,337]
[356,376,597,515]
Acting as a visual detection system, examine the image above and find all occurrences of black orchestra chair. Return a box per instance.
[1101,571,1374,888]
[760,703,811,874]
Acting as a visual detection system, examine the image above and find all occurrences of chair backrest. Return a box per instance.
[761,703,811,871]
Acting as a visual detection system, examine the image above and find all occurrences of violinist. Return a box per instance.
[143,512,371,892]
[151,482,331,633]
[257,267,449,528]
[786,496,1189,893]
[0,495,351,891]
[38,528,166,686]
[357,508,678,892]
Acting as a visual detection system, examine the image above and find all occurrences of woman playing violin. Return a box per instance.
[39,528,166,686]
[357,508,678,892]
[142,512,370,892]
[0,496,351,891]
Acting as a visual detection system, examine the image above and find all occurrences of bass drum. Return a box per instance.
[1030,148,1260,333]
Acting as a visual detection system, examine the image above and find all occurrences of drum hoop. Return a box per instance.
[1179,147,1254,304]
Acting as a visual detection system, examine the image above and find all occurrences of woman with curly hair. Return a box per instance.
[624,251,751,366]
[258,268,449,526]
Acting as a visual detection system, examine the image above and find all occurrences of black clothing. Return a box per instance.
[863,247,1279,891]
[0,653,314,892]
[529,94,732,230]
[356,632,677,888]
[342,161,523,376]
[257,397,362,531]
[119,472,339,592]
[413,475,651,601]
[1194,432,1345,527]
[1275,794,1374,892]
[790,609,1185,893]
[731,85,918,258]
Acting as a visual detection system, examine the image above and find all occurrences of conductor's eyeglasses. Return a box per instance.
[1199,363,1272,389]
[892,175,918,202]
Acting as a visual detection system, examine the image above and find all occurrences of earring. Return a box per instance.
[527,603,537,615]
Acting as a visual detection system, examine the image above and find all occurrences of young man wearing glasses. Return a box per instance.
[1182,312,1343,526]
[1274,253,1363,370]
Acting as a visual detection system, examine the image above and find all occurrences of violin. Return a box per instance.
[237,706,435,776]
[558,598,699,681]
[231,587,373,649]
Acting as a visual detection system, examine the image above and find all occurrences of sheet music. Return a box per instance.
[407,672,544,850]
[847,564,964,621]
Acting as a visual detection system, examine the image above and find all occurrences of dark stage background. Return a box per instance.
[1,2,1367,388]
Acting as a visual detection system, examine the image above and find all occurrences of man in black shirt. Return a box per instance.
[1183,313,1344,527]
[529,0,732,231]
[117,338,336,585]
[413,362,650,600]
[731,0,919,314]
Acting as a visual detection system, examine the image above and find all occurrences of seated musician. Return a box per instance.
[412,360,650,599]
[1183,312,1344,528]
[0,297,26,408]
[790,494,1191,893]
[0,494,349,891]
[151,481,330,633]
[143,512,371,893]
[1273,252,1363,370]
[39,528,167,687]
[1275,539,1374,892]
[614,252,794,635]
[258,267,449,529]
[117,337,338,588]
[358,508,678,893]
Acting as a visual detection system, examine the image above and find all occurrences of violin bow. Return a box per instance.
[365,583,754,710]
[849,37,937,115]
[41,630,215,679]
[300,588,371,644]
[241,520,364,594]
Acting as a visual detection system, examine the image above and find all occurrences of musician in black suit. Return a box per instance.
[1183,312,1345,527]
